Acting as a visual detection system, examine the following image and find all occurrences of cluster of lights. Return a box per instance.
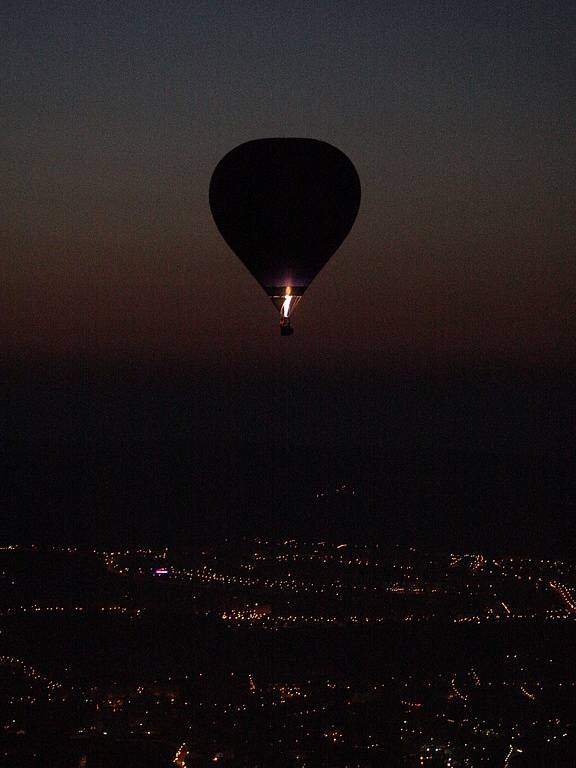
[0,604,141,616]
[253,549,374,568]
[4,542,576,766]
[454,609,574,624]
[220,611,432,628]
[221,605,271,622]
[173,742,188,767]
[92,543,576,634]
[322,728,344,743]
[315,483,356,498]
[0,656,62,692]
[549,581,576,612]
[274,685,302,703]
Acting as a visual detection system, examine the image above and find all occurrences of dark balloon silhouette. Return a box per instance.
[209,138,361,335]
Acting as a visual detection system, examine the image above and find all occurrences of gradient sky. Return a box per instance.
[2,0,575,375]
[2,1,575,547]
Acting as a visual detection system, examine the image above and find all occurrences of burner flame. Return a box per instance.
[281,287,293,317]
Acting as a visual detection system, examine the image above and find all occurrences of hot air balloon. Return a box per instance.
[209,138,361,335]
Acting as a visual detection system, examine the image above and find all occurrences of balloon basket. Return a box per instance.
[280,319,294,336]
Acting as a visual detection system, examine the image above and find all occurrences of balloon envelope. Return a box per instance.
[209,138,361,296]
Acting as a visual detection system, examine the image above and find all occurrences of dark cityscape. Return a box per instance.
[1,528,576,766]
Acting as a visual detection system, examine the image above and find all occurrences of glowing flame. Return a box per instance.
[281,287,293,318]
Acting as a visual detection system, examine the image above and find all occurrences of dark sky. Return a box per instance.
[1,0,575,546]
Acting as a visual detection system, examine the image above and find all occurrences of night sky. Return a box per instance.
[1,1,575,547]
